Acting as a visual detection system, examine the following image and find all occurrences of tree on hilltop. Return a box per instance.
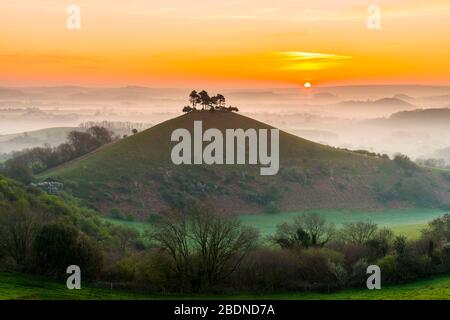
[198,90,211,110]
[189,90,200,109]
[182,90,238,113]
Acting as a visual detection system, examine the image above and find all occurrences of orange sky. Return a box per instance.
[1,0,450,87]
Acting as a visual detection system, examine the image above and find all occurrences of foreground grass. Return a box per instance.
[3,272,450,300]
[0,272,149,300]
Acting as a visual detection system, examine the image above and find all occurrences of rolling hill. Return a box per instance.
[42,111,450,218]
[334,97,415,110]
[0,127,78,155]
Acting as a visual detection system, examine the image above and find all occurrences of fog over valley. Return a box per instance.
[1,85,450,166]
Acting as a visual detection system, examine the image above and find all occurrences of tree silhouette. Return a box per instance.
[210,95,218,109]
[209,94,225,110]
[216,94,225,108]
[182,106,193,113]
[189,90,200,109]
[198,90,211,110]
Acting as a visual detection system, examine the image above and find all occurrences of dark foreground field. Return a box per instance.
[2,272,450,300]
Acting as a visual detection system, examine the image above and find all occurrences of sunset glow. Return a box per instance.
[2,0,450,87]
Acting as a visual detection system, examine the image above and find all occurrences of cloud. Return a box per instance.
[191,15,257,20]
[277,51,352,71]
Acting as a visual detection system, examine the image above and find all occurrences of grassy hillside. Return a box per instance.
[3,271,450,300]
[0,174,74,215]
[42,111,450,219]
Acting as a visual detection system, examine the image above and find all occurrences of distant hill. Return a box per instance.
[0,127,78,154]
[393,94,415,103]
[42,112,450,218]
[316,85,450,99]
[312,92,340,103]
[367,108,450,127]
[390,108,450,122]
[335,97,415,109]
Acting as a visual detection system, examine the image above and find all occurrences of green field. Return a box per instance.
[240,208,447,238]
[3,271,450,300]
[105,208,447,240]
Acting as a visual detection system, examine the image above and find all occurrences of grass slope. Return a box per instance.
[3,271,450,300]
[42,111,450,218]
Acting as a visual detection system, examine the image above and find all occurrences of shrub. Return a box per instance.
[297,248,345,291]
[264,201,279,214]
[106,255,138,282]
[135,251,173,292]
[280,167,311,185]
[243,185,281,206]
[108,208,126,220]
[230,249,302,292]
[32,222,103,279]
[393,154,419,173]
[441,243,450,271]
[348,258,370,287]
[146,213,162,224]
[378,252,430,283]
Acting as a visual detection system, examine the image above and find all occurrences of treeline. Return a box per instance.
[0,126,116,183]
[0,175,140,280]
[3,179,450,295]
[416,158,450,170]
[79,121,151,135]
[135,210,450,293]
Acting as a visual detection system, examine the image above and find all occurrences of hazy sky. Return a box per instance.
[2,0,450,87]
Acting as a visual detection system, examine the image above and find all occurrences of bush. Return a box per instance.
[297,248,346,291]
[377,252,430,283]
[108,208,126,220]
[243,185,281,206]
[441,243,450,271]
[280,167,311,185]
[348,258,370,287]
[264,201,279,214]
[393,154,419,173]
[381,177,439,207]
[32,222,103,279]
[230,249,303,292]
[146,213,162,224]
[135,251,173,292]
[105,254,139,282]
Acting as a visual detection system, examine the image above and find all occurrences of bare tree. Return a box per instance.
[150,210,191,288]
[0,204,44,268]
[151,207,259,292]
[339,221,378,245]
[190,207,258,286]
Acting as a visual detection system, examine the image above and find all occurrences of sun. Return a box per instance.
[303,82,312,88]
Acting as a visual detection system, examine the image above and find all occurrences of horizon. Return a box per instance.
[3,83,450,90]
